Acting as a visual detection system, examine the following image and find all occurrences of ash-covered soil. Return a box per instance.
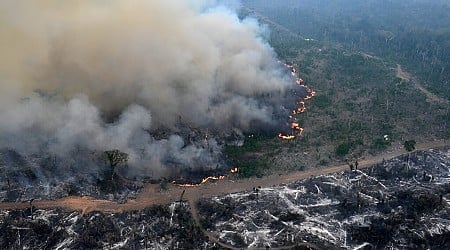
[0,202,216,250]
[0,149,145,203]
[197,148,450,249]
[1,148,449,249]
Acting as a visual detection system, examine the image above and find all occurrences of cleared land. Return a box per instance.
[1,139,448,213]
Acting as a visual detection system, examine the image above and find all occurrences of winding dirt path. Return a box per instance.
[396,64,449,104]
[1,139,449,213]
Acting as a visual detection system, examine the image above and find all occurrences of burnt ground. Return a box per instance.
[0,203,220,250]
[197,148,450,249]
[0,149,145,203]
[0,147,449,249]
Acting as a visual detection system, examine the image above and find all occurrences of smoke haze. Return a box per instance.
[0,0,292,179]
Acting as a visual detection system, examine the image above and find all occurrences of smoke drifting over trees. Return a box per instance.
[0,1,293,179]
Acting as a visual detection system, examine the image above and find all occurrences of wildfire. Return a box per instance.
[291,122,303,132]
[176,183,200,187]
[278,62,315,140]
[172,168,237,187]
[200,175,225,184]
[278,133,295,140]
[297,101,306,113]
[174,175,225,187]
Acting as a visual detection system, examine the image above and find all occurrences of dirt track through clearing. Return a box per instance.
[1,139,449,213]
[1,139,448,250]
[396,64,449,104]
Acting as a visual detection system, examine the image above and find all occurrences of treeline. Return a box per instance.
[243,0,450,100]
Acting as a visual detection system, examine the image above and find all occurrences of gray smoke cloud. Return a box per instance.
[0,0,292,180]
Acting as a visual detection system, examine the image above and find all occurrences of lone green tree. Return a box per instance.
[403,140,416,166]
[403,140,416,152]
[104,149,128,181]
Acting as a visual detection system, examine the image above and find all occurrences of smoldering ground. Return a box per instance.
[0,0,296,186]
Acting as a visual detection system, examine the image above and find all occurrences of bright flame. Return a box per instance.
[297,101,306,113]
[278,62,314,140]
[278,133,295,140]
[200,175,225,184]
[230,167,238,173]
[176,183,199,187]
[172,175,226,187]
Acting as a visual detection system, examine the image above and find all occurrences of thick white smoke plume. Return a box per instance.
[0,0,291,180]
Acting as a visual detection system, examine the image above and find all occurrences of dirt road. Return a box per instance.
[396,64,449,104]
[1,139,449,213]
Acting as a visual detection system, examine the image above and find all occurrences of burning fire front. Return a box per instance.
[278,63,315,140]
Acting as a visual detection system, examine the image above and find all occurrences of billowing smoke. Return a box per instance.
[0,0,293,183]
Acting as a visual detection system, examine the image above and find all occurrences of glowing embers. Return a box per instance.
[278,133,296,140]
[175,183,200,187]
[201,175,225,184]
[293,101,306,114]
[283,62,299,77]
[278,63,315,140]
[304,86,316,100]
[174,175,225,187]
[173,166,240,187]
[173,167,241,187]
[291,122,304,134]
[277,121,304,140]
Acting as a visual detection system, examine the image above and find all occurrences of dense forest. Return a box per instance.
[243,0,450,100]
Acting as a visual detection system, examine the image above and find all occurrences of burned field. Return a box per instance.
[197,148,450,249]
[0,149,144,203]
[1,148,448,249]
[0,203,214,250]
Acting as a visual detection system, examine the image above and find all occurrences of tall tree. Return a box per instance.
[403,140,416,152]
[403,140,416,167]
[104,150,128,181]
